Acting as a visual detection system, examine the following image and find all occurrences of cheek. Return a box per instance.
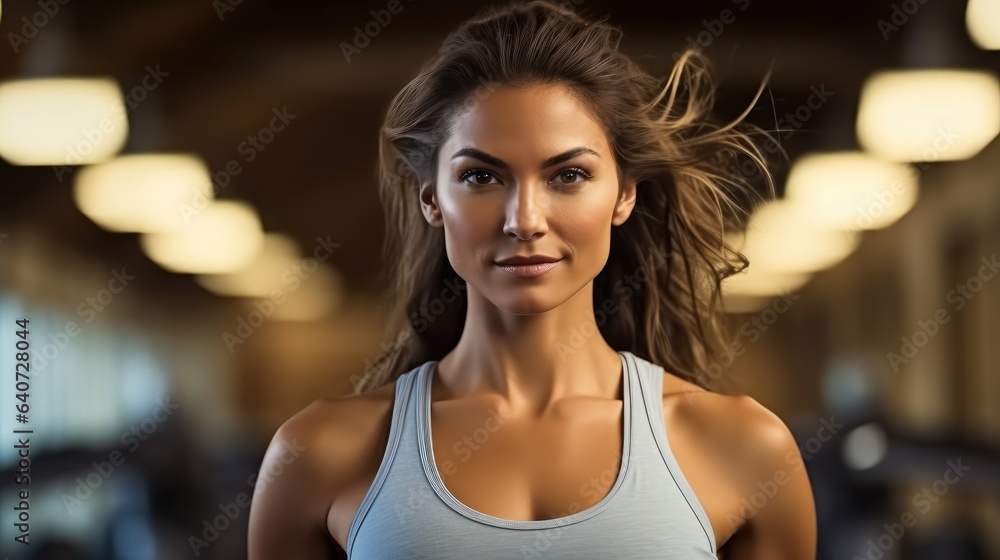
[437,189,499,270]
[555,193,616,250]
[439,191,498,240]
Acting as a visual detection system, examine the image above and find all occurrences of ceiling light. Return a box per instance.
[74,154,214,233]
[967,0,1000,50]
[857,69,1000,162]
[194,233,303,297]
[741,199,860,274]
[0,77,128,166]
[721,266,812,299]
[139,200,264,274]
[785,152,918,231]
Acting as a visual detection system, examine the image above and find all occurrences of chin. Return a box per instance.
[490,289,565,316]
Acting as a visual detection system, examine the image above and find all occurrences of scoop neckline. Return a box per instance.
[416,351,634,530]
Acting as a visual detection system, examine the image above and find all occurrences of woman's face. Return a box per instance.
[420,83,636,315]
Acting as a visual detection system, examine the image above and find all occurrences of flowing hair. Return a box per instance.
[353,0,774,394]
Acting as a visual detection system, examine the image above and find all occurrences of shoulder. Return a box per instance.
[248,379,403,556]
[272,380,401,489]
[660,370,800,472]
[253,379,401,513]
[661,370,816,555]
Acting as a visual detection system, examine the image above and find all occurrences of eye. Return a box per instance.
[552,167,593,186]
[457,167,593,187]
[458,169,500,186]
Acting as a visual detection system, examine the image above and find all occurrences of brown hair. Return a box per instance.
[355,0,773,394]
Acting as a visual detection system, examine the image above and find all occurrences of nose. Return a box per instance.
[502,182,550,241]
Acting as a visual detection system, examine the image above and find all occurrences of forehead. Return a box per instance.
[442,83,610,159]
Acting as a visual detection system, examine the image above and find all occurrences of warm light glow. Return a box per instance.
[194,233,303,297]
[785,152,919,231]
[967,0,1000,50]
[722,292,799,314]
[269,264,344,321]
[857,69,1000,162]
[139,200,264,274]
[74,154,214,233]
[722,266,812,299]
[722,276,812,313]
[741,200,860,274]
[721,231,812,309]
[0,78,128,165]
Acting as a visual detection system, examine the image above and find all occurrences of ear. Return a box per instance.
[611,175,638,226]
[419,179,444,227]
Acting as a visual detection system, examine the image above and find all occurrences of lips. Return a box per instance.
[493,258,562,279]
[493,255,561,266]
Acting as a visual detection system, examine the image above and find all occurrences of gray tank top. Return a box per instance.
[347,350,718,558]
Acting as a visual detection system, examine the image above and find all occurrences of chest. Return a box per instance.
[427,399,626,521]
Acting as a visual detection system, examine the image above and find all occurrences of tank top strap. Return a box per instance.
[346,363,423,555]
[626,351,665,421]
[627,351,717,553]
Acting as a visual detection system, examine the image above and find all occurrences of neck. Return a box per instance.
[435,281,624,418]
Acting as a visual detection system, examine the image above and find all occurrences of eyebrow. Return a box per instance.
[450,146,600,169]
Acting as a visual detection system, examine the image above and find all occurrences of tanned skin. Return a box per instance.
[248,84,817,560]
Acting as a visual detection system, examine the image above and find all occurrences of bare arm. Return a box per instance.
[248,402,343,559]
[721,397,818,560]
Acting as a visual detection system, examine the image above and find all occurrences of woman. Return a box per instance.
[249,1,817,558]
